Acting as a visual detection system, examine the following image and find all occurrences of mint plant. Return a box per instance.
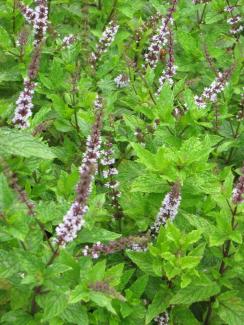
[0,0,243,324]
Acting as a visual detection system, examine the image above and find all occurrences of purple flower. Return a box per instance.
[224,6,235,13]
[114,74,130,88]
[232,166,244,205]
[135,12,163,44]
[144,0,178,69]
[150,183,181,238]
[100,141,123,220]
[154,312,169,325]
[194,70,232,109]
[156,28,177,96]
[91,21,119,65]
[227,15,241,25]
[55,96,103,247]
[18,1,36,24]
[82,235,149,259]
[62,34,76,48]
[33,0,48,47]
[12,78,36,128]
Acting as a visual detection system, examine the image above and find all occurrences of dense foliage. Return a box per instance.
[0,0,243,324]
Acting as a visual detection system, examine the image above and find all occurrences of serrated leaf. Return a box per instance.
[217,292,244,325]
[61,304,88,325]
[126,251,161,276]
[146,289,171,324]
[36,292,68,320]
[0,128,56,159]
[170,283,220,305]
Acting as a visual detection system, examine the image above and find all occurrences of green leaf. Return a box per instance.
[105,263,124,287]
[126,275,148,299]
[0,173,14,210]
[0,27,12,49]
[88,260,106,282]
[61,304,88,325]
[36,292,68,320]
[131,143,157,171]
[217,292,244,325]
[0,311,35,325]
[126,251,161,276]
[89,291,116,314]
[0,128,56,159]
[78,227,121,243]
[170,283,220,305]
[146,289,171,324]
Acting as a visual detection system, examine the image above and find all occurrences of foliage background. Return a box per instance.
[0,0,243,324]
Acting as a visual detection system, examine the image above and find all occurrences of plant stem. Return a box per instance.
[30,246,59,314]
[105,0,118,27]
[13,0,16,36]
[199,3,207,25]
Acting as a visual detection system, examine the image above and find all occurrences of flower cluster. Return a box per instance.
[18,1,36,24]
[82,235,149,259]
[144,0,177,69]
[114,74,130,88]
[156,28,177,95]
[33,0,48,47]
[135,12,163,44]
[12,78,36,128]
[194,70,231,109]
[224,6,235,13]
[55,97,103,246]
[236,93,244,121]
[101,141,123,219]
[16,26,29,55]
[227,15,243,35]
[154,312,169,325]
[134,127,145,143]
[91,21,119,65]
[13,1,48,128]
[232,166,244,205]
[150,183,181,238]
[62,34,76,48]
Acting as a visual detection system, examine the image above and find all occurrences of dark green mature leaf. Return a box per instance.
[146,289,172,324]
[61,304,88,325]
[0,128,56,159]
[217,292,244,325]
[170,283,220,305]
[36,292,68,320]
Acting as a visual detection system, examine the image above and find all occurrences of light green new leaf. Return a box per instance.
[89,291,116,314]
